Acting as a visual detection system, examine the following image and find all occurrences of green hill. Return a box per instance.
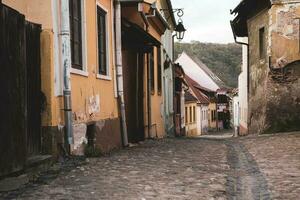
[175,41,242,88]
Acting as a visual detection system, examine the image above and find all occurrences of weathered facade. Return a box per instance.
[232,0,300,134]
[0,0,176,177]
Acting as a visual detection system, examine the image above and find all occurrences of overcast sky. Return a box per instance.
[172,0,241,44]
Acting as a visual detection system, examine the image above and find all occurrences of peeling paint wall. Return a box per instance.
[248,9,270,134]
[248,1,300,134]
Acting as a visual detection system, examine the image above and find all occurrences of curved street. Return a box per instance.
[1,132,299,200]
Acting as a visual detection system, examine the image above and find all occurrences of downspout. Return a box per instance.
[114,0,129,146]
[61,0,73,147]
[147,53,151,138]
[230,20,249,134]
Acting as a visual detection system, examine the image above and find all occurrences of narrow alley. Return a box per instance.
[1,132,299,200]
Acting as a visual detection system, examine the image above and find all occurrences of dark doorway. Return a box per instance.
[122,51,145,143]
[26,22,42,156]
[0,3,42,176]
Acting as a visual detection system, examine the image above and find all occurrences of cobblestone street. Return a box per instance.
[1,132,299,200]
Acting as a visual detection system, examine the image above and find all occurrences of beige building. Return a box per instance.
[231,0,300,134]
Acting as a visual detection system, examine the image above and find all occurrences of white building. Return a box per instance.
[176,52,225,92]
[232,92,239,136]
[238,40,248,135]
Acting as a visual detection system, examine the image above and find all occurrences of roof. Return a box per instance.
[230,0,271,37]
[185,75,210,105]
[165,0,177,27]
[191,56,227,89]
[176,52,227,91]
[122,19,161,48]
[185,91,198,103]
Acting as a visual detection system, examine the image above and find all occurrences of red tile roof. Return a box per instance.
[185,75,210,105]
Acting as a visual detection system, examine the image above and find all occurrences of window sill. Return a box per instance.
[96,74,112,81]
[71,68,89,77]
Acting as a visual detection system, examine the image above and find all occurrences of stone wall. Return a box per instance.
[248,3,300,134]
[248,9,270,134]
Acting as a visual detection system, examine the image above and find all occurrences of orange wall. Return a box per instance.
[64,0,119,126]
[3,0,119,127]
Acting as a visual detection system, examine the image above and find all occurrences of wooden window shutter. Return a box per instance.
[69,0,83,70]
[97,7,107,75]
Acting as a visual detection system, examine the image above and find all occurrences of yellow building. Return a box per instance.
[0,0,176,168]
[1,0,123,156]
[184,92,198,137]
[120,0,174,142]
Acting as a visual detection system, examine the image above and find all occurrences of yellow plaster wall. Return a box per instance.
[150,47,165,138]
[66,0,119,125]
[208,103,217,129]
[2,0,53,29]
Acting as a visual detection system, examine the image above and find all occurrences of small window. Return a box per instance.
[69,0,83,70]
[185,107,188,124]
[259,27,265,59]
[150,49,155,94]
[97,6,108,75]
[189,106,192,123]
[193,106,196,122]
[157,47,162,95]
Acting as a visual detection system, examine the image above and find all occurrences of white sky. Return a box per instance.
[172,0,241,43]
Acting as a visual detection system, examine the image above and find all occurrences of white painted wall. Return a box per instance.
[196,105,208,135]
[233,95,239,127]
[238,40,248,131]
[162,29,174,134]
[176,52,220,91]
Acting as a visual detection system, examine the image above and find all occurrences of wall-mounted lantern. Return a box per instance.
[175,19,186,41]
[160,8,186,41]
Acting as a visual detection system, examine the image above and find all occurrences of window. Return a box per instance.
[150,49,155,94]
[185,107,188,124]
[259,27,265,59]
[211,110,216,121]
[193,106,196,122]
[97,6,108,76]
[69,0,83,70]
[189,106,192,123]
[157,47,162,95]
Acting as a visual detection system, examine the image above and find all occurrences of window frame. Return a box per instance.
[96,3,110,80]
[259,27,265,59]
[69,0,88,77]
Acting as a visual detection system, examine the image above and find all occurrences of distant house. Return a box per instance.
[184,91,198,137]
[176,52,230,131]
[231,0,300,134]
[174,63,187,136]
[184,75,209,135]
[176,52,226,91]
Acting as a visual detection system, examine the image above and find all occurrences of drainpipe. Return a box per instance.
[114,0,129,146]
[61,0,73,146]
[147,53,152,138]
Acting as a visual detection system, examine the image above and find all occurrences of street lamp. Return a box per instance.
[175,20,186,41]
[160,8,186,41]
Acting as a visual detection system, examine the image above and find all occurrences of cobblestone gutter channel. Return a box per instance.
[225,141,271,200]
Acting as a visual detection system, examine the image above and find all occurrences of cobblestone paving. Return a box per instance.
[0,132,299,200]
[238,132,300,200]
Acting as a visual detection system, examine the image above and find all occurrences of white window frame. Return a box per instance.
[70,0,89,77]
[96,2,111,80]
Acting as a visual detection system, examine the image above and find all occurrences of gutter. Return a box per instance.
[114,0,129,146]
[230,19,250,135]
[61,0,73,148]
